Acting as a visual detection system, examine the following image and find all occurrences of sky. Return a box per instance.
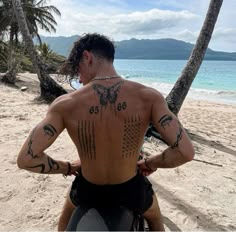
[39,0,236,52]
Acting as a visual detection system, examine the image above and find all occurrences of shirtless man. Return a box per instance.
[17,33,195,231]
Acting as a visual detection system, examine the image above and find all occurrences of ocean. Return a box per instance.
[114,59,236,105]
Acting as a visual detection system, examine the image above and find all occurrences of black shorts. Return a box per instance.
[69,172,154,214]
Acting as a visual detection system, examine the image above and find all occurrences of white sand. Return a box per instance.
[0,74,235,231]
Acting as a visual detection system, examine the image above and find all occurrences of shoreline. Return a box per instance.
[5,72,236,106]
[0,74,236,231]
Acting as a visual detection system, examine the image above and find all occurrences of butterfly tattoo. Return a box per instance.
[92,81,124,119]
[93,81,123,106]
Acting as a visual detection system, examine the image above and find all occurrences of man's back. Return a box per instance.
[59,77,153,185]
[17,33,194,231]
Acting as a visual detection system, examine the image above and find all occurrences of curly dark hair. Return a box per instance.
[59,33,115,77]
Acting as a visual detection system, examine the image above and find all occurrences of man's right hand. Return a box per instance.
[69,160,81,176]
[137,158,157,176]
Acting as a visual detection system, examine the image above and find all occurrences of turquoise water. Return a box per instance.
[114,59,236,104]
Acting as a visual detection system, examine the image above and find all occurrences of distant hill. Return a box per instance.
[37,35,236,61]
[35,35,80,57]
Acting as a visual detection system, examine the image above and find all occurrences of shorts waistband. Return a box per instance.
[78,171,141,189]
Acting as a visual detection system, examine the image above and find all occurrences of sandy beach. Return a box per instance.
[0,73,235,231]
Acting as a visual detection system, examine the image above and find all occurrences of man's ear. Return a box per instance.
[82,50,92,65]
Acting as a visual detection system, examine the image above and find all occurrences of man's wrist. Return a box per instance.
[63,162,71,177]
[144,157,157,172]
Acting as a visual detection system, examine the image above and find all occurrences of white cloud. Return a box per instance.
[40,5,199,39]
[39,0,236,52]
[174,30,198,43]
[112,9,199,34]
[213,28,236,41]
[209,28,236,51]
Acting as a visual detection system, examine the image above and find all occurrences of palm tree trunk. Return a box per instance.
[165,0,223,115]
[1,29,17,84]
[12,0,67,103]
[2,28,18,84]
[1,66,18,84]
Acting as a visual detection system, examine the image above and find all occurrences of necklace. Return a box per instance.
[90,76,120,82]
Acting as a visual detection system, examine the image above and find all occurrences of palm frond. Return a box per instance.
[0,0,61,43]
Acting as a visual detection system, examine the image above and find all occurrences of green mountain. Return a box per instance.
[36,35,80,57]
[38,35,236,61]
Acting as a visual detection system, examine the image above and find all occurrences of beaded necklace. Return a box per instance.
[90,76,120,82]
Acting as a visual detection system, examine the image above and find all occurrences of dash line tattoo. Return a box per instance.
[78,121,96,160]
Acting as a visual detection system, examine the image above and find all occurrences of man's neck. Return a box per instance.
[90,62,118,80]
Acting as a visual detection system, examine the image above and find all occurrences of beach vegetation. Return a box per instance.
[0,0,60,76]
[0,41,65,74]
[10,0,67,102]
[0,0,67,102]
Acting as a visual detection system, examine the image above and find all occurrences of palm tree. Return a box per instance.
[38,42,53,62]
[0,40,8,73]
[165,0,223,115]
[22,0,61,44]
[0,0,61,84]
[0,0,61,44]
[36,43,65,73]
[0,39,7,62]
[12,0,67,102]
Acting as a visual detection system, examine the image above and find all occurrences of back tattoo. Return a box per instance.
[91,81,127,119]
[122,115,141,158]
[77,120,96,160]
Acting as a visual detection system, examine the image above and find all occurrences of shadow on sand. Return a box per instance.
[188,130,236,157]
[150,180,230,231]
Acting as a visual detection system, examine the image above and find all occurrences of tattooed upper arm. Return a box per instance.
[151,93,186,149]
[43,124,57,138]
[150,90,194,160]
[18,103,65,164]
[157,113,183,148]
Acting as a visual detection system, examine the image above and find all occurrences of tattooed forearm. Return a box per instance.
[27,156,60,174]
[43,124,57,139]
[27,127,39,159]
[158,114,173,129]
[171,122,183,149]
[47,156,60,172]
[162,151,166,160]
